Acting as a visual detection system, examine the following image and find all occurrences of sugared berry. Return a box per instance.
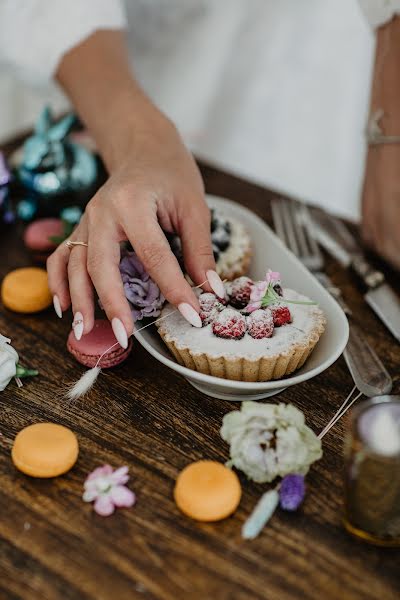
[199,292,224,325]
[270,305,292,327]
[226,276,254,309]
[212,308,246,339]
[246,309,274,339]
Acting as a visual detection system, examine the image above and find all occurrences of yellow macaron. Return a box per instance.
[174,460,241,522]
[1,267,52,313]
[12,423,79,478]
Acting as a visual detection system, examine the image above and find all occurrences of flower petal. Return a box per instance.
[86,464,113,481]
[83,489,98,503]
[93,495,115,516]
[110,485,136,508]
[246,301,261,313]
[111,466,129,485]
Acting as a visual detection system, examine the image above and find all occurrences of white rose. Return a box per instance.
[220,401,322,483]
[0,335,18,391]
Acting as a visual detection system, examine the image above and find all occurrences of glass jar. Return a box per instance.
[343,396,400,546]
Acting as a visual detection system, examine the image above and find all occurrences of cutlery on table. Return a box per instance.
[271,197,392,397]
[310,208,400,343]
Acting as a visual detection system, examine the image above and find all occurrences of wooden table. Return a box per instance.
[0,136,399,599]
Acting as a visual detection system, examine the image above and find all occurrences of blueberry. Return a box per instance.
[212,225,230,251]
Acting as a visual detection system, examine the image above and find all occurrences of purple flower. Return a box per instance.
[279,474,305,511]
[83,465,136,516]
[120,251,164,321]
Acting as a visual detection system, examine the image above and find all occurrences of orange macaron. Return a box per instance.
[174,460,242,522]
[1,267,52,313]
[12,423,79,478]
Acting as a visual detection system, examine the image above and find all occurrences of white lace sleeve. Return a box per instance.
[358,0,400,28]
[0,0,127,85]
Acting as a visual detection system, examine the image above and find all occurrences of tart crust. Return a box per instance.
[157,302,326,383]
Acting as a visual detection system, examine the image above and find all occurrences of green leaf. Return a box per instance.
[15,364,39,378]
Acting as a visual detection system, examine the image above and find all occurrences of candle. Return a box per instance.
[343,396,400,546]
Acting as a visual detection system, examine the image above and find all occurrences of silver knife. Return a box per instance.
[311,208,400,342]
[314,273,392,396]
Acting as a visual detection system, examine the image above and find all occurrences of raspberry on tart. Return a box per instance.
[226,276,253,309]
[199,292,224,325]
[246,309,274,339]
[212,308,247,339]
[270,305,292,327]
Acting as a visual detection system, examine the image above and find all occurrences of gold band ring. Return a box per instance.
[66,240,88,249]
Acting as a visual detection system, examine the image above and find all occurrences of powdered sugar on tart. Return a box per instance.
[158,289,324,361]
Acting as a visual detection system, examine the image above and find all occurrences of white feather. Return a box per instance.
[66,367,101,401]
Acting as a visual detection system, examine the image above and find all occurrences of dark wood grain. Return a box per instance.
[0,139,399,600]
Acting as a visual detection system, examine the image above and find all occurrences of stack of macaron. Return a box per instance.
[67,319,133,368]
[174,460,242,522]
[1,267,52,313]
[23,217,64,263]
[12,422,79,478]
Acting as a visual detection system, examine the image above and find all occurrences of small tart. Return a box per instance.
[214,215,252,281]
[157,287,325,382]
[169,210,252,281]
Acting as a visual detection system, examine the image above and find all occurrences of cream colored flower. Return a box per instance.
[0,335,18,392]
[220,401,322,483]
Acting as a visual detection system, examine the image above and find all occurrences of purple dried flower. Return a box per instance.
[279,474,305,511]
[120,250,164,321]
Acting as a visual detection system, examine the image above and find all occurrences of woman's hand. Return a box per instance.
[362,144,400,270]
[47,112,222,347]
[47,30,224,348]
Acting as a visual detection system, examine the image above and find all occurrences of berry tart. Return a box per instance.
[157,271,326,382]
[169,209,251,281]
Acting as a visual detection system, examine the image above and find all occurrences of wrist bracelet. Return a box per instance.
[366,109,400,145]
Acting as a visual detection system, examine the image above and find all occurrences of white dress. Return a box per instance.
[0,0,399,220]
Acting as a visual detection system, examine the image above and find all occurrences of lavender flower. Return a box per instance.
[279,474,305,511]
[120,251,164,321]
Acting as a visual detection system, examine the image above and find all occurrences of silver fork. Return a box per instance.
[271,197,392,397]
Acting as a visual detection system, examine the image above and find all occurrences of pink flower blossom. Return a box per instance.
[246,270,282,313]
[83,465,136,516]
[250,281,269,302]
[265,269,281,284]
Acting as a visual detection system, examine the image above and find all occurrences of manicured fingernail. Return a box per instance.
[72,312,84,341]
[206,270,225,299]
[178,303,202,328]
[112,317,128,349]
[53,295,62,318]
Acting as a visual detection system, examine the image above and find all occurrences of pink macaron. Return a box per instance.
[24,218,64,262]
[67,320,133,368]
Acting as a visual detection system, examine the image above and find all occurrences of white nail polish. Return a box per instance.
[53,295,62,318]
[112,317,128,349]
[178,303,202,328]
[206,270,226,299]
[73,312,84,341]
